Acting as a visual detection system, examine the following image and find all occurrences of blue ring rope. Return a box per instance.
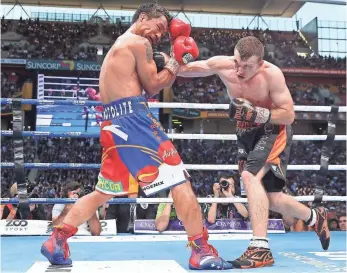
[1,162,346,170]
[0,198,146,204]
[1,131,100,138]
[1,163,100,169]
[1,98,102,106]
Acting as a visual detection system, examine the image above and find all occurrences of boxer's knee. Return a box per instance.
[267,192,284,209]
[85,190,114,207]
[241,171,254,187]
[171,180,195,198]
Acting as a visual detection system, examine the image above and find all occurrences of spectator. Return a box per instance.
[0,183,19,220]
[207,176,248,224]
[52,181,101,236]
[328,219,339,231]
[155,190,178,232]
[338,215,346,231]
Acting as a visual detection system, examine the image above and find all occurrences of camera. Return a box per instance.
[78,186,93,198]
[219,179,229,191]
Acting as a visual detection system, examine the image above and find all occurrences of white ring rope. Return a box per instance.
[44,76,99,80]
[167,134,347,141]
[41,76,346,113]
[148,102,347,112]
[119,196,347,204]
[45,83,99,87]
[2,195,346,205]
[44,89,89,92]
[185,165,346,171]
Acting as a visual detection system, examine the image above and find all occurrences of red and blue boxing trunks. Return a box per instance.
[96,96,189,196]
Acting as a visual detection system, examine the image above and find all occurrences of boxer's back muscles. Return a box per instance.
[99,34,142,104]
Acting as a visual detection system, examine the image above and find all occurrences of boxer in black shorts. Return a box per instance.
[237,122,293,193]
[178,36,331,269]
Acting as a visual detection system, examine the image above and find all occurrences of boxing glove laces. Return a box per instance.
[172,36,199,65]
[229,98,271,124]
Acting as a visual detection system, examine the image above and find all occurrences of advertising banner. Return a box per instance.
[0,219,117,236]
[134,219,285,234]
[26,60,101,71]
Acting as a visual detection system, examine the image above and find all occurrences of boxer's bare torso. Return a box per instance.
[99,33,146,104]
[179,56,283,110]
[211,57,274,109]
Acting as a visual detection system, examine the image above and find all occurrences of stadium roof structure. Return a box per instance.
[3,0,346,17]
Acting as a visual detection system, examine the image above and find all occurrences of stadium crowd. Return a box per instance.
[1,18,346,68]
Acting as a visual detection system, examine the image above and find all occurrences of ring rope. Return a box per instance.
[44,76,99,80]
[1,131,346,141]
[1,163,345,171]
[1,98,347,112]
[45,83,99,87]
[1,195,346,205]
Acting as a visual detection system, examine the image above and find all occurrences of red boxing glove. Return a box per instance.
[87,87,97,99]
[169,18,191,40]
[172,36,199,64]
[94,93,101,101]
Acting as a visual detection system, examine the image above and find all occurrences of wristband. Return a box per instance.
[254,107,271,123]
[164,58,180,75]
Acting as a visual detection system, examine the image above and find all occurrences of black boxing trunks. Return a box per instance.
[236,121,293,192]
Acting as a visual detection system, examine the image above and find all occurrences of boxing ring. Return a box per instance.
[1,94,346,273]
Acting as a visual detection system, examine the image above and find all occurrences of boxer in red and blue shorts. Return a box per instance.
[97,96,187,197]
[41,3,232,270]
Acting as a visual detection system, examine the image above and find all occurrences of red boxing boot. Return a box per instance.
[41,223,78,265]
[188,227,233,270]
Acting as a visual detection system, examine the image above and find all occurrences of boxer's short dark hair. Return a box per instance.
[132,3,172,25]
[235,36,264,61]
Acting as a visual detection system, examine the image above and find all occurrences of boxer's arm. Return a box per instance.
[0,205,4,219]
[177,56,226,77]
[52,204,72,226]
[155,203,172,232]
[268,67,295,125]
[207,203,218,224]
[233,203,249,219]
[132,39,177,96]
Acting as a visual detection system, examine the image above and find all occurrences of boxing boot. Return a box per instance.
[188,227,233,270]
[41,223,77,265]
[229,237,274,268]
[307,207,330,250]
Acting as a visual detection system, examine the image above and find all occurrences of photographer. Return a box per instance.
[52,182,101,236]
[207,176,248,224]
[1,182,44,220]
[1,183,19,220]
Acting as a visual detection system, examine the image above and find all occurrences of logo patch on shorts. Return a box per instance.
[136,165,160,185]
[96,175,123,193]
[158,140,181,166]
